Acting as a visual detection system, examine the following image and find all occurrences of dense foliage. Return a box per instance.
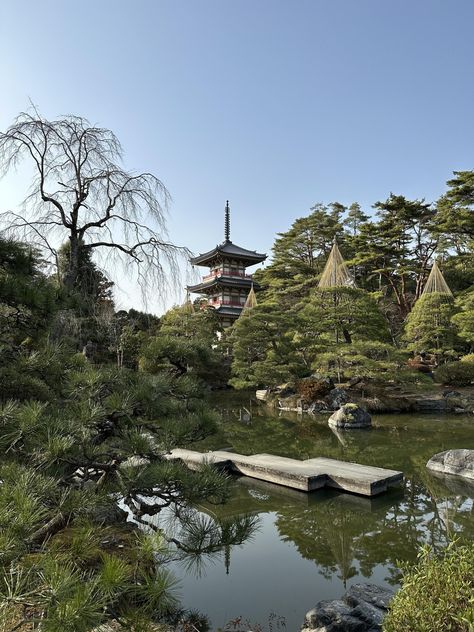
[1,104,474,630]
[233,174,474,388]
[0,204,247,629]
[383,542,474,632]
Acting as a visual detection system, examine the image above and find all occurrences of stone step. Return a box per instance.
[304,457,403,495]
[168,449,403,497]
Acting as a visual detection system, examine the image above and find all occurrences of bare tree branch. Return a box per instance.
[0,108,190,301]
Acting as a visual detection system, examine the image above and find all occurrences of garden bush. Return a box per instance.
[384,542,474,632]
[434,360,474,386]
[296,377,333,401]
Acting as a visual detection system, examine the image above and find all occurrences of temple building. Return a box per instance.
[187,201,267,327]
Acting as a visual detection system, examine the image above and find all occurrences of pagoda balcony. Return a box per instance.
[207,298,246,308]
[202,270,254,282]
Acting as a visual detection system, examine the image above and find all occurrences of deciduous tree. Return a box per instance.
[0,109,188,295]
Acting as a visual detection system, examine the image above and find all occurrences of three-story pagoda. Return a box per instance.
[187,201,266,327]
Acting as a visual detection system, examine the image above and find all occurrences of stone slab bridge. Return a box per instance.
[168,449,403,497]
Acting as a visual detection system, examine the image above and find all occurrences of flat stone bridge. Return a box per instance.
[169,449,403,497]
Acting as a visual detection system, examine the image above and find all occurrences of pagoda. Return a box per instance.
[187,201,267,327]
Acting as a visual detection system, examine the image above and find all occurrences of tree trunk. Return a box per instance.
[62,232,80,291]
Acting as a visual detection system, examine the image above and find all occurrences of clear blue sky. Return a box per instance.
[1,0,473,312]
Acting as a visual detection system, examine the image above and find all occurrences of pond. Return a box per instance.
[168,393,474,631]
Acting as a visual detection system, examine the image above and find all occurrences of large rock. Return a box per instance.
[426,449,474,481]
[302,583,394,632]
[328,404,372,429]
[344,584,394,611]
[327,387,349,409]
[304,600,365,632]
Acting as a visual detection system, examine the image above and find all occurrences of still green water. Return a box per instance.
[169,393,474,631]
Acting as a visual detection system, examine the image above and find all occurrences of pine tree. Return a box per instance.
[0,362,256,630]
[229,302,307,388]
[404,293,457,357]
[256,203,346,306]
[452,287,474,348]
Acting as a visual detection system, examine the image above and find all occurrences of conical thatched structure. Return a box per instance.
[241,285,257,316]
[318,240,355,289]
[182,291,195,314]
[421,260,453,299]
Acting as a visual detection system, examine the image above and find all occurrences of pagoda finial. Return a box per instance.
[225,200,230,242]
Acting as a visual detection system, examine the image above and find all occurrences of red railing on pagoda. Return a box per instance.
[207,298,246,308]
[202,269,253,282]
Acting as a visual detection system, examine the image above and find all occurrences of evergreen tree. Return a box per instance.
[345,202,369,236]
[140,304,224,383]
[0,361,255,631]
[352,195,437,331]
[451,287,474,348]
[229,302,307,388]
[298,287,391,346]
[58,241,114,314]
[403,293,458,358]
[256,203,346,306]
[0,238,56,346]
[435,171,474,251]
[297,287,396,382]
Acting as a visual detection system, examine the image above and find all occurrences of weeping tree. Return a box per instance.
[0,109,188,295]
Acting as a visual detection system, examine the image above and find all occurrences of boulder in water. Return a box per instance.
[328,403,372,429]
[426,449,474,481]
[302,583,394,632]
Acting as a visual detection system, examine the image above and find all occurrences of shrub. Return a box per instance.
[460,353,474,363]
[296,377,333,401]
[383,542,474,632]
[0,368,54,401]
[434,360,474,386]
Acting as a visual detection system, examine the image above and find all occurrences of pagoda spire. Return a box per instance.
[224,200,230,242]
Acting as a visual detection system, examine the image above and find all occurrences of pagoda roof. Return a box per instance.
[211,305,242,318]
[190,240,267,267]
[187,276,261,294]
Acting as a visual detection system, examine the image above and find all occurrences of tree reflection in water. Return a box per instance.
[189,401,474,584]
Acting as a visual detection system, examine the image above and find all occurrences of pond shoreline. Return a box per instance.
[173,395,474,631]
[255,381,474,415]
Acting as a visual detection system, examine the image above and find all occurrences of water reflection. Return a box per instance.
[193,471,473,582]
[173,401,474,628]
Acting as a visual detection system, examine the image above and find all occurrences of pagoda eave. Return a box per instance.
[190,241,267,268]
[187,276,261,294]
[211,305,242,319]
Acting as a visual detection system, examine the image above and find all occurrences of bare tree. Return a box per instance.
[0,108,188,296]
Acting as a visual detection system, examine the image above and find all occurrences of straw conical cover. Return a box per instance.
[182,295,195,314]
[241,285,258,315]
[318,241,355,289]
[421,260,452,298]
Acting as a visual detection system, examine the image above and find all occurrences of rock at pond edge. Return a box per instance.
[302,583,394,632]
[328,404,372,429]
[426,449,474,481]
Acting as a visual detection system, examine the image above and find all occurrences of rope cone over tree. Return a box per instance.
[421,259,453,299]
[404,259,456,358]
[318,238,355,289]
[317,238,355,349]
[241,284,258,316]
